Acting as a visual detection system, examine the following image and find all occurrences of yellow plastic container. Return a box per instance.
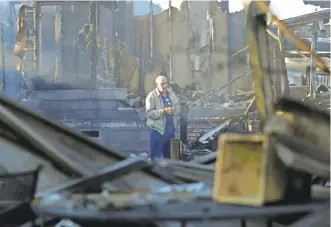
[213,134,285,206]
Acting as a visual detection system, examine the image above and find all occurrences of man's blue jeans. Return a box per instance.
[150,129,175,161]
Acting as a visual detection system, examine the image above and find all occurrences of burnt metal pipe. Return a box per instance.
[309,22,318,96]
[149,0,154,60]
[180,101,189,145]
[138,35,144,99]
[226,5,232,94]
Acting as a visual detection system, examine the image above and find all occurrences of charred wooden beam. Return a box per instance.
[184,1,194,84]
[168,0,173,83]
[149,0,154,60]
[55,6,63,81]
[33,3,41,77]
[89,1,97,89]
[207,2,214,84]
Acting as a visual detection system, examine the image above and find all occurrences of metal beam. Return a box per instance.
[309,22,318,95]
[33,3,41,77]
[277,27,290,96]
[149,0,154,60]
[37,158,150,197]
[246,0,274,124]
[1,23,6,91]
[227,5,232,93]
[282,9,330,28]
[32,200,326,222]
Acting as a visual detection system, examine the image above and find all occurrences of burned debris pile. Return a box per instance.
[124,82,255,109]
[182,112,260,161]
[304,85,330,110]
[172,83,258,156]
[171,83,255,108]
[265,98,330,178]
[187,116,250,150]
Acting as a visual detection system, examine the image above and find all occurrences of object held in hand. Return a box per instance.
[164,107,175,115]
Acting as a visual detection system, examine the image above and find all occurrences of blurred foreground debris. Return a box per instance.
[55,219,81,227]
[0,91,329,226]
[265,98,330,178]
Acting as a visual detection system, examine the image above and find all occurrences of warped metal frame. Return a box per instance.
[282,9,330,28]
[245,0,275,124]
[244,0,329,123]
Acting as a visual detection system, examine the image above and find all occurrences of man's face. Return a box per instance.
[157,78,168,93]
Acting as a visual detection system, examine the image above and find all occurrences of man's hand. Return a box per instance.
[163,107,175,115]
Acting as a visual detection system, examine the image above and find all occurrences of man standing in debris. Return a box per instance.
[146,74,180,160]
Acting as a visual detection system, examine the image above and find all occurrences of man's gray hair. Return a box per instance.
[155,75,167,84]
